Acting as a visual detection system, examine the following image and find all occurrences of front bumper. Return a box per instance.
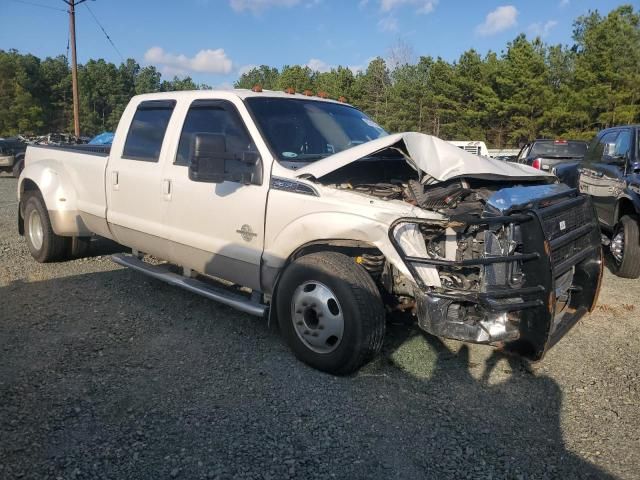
[390,190,603,360]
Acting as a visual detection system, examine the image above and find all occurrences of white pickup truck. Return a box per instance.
[18,89,603,374]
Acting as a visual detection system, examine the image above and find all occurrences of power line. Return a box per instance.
[9,0,66,12]
[83,2,125,63]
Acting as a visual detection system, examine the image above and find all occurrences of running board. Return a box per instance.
[111,253,267,317]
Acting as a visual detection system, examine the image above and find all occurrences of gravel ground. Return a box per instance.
[1,176,639,479]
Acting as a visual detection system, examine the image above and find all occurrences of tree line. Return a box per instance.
[1,5,638,147]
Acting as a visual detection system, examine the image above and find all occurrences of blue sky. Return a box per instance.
[1,0,634,88]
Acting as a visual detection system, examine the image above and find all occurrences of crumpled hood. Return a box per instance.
[295,132,552,183]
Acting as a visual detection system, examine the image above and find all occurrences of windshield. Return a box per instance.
[245,97,387,166]
[530,141,588,158]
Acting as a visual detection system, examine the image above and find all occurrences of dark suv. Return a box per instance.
[515,139,588,172]
[578,125,640,278]
[0,137,27,177]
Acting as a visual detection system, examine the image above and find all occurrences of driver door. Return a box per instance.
[162,99,270,291]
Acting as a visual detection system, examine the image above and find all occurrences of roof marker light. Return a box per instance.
[285,87,296,94]
[338,96,347,103]
[251,84,263,92]
[317,91,329,99]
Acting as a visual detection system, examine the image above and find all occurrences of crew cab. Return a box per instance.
[514,139,588,172]
[17,90,603,374]
[578,125,640,278]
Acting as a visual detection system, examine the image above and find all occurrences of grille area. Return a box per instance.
[541,197,592,241]
[551,234,593,265]
[538,195,598,271]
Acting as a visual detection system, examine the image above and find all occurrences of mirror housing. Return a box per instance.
[188,133,262,185]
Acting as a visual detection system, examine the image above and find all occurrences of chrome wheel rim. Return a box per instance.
[611,230,624,264]
[28,209,44,251]
[291,281,344,354]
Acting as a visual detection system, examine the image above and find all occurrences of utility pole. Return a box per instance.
[63,0,88,138]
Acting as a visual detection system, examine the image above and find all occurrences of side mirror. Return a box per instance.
[188,133,262,185]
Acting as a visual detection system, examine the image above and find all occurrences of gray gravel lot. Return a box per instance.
[1,176,639,479]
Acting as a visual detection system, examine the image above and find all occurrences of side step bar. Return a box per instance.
[111,253,267,317]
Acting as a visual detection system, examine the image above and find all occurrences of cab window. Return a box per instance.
[612,129,632,159]
[122,100,176,162]
[175,100,256,166]
[585,131,618,164]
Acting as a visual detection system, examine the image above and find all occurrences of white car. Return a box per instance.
[17,89,603,374]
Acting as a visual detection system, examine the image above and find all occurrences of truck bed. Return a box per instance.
[23,144,110,237]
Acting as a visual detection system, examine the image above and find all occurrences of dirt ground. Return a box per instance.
[1,176,638,479]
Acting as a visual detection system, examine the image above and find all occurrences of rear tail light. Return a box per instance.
[532,158,542,169]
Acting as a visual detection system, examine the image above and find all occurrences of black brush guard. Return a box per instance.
[389,190,603,360]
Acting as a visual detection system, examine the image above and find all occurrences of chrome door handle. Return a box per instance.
[162,179,171,198]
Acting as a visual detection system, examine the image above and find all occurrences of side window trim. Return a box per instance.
[122,100,176,162]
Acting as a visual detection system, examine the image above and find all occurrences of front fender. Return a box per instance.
[263,210,425,287]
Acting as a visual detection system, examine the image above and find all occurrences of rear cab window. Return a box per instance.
[122,100,176,162]
[530,140,588,158]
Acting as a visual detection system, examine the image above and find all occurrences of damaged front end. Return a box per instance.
[388,183,603,360]
[295,132,603,359]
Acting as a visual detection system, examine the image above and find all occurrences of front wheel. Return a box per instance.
[276,251,385,375]
[610,215,640,279]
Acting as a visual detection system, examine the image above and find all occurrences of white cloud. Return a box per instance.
[378,16,399,32]
[144,47,233,75]
[306,58,332,73]
[559,0,569,6]
[475,5,518,36]
[238,64,258,76]
[229,0,300,13]
[380,0,437,14]
[214,82,235,90]
[528,20,558,38]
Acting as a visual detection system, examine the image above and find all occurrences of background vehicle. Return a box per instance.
[487,148,520,161]
[0,137,27,178]
[514,139,588,171]
[88,132,114,145]
[17,90,602,374]
[578,125,640,278]
[447,140,489,157]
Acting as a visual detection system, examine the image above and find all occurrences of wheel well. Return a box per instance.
[267,240,386,330]
[290,240,383,262]
[617,198,637,223]
[18,179,43,235]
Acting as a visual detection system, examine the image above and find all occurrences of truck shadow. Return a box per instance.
[0,267,616,479]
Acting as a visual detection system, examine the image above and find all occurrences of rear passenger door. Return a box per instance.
[106,99,176,257]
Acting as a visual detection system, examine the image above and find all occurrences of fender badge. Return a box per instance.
[559,220,566,231]
[236,224,257,242]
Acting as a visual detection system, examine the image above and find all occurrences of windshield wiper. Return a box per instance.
[280,153,331,162]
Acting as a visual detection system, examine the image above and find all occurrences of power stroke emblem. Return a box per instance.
[559,220,567,231]
[236,224,257,242]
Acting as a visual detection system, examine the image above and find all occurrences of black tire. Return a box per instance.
[276,251,385,375]
[68,236,91,258]
[23,194,68,262]
[12,158,24,178]
[611,215,640,279]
